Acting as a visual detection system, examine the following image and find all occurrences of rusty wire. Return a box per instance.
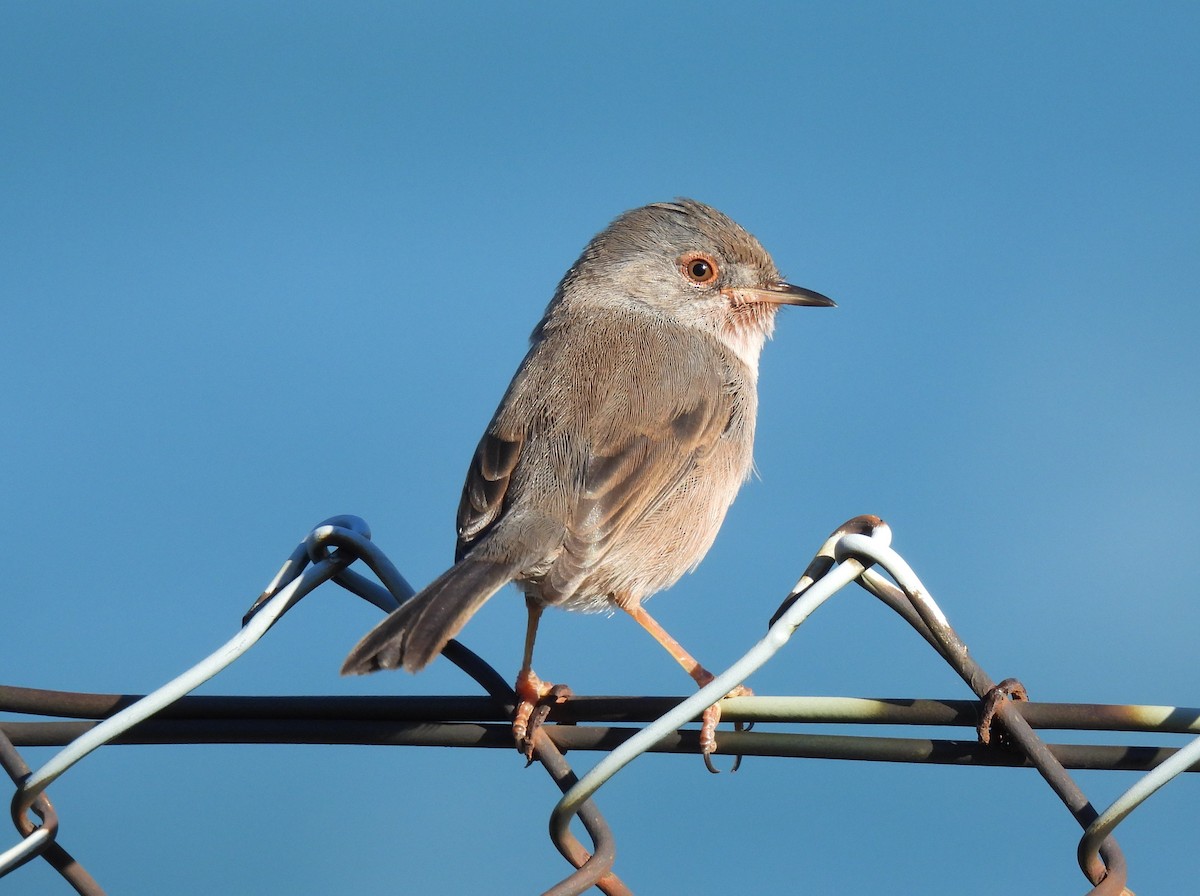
[241,517,630,896]
[1,516,627,896]
[546,515,1131,896]
[242,518,629,896]
[6,688,1200,767]
[7,686,1200,735]
[1076,717,1200,885]
[845,531,1130,894]
[780,519,1130,893]
[2,514,1196,894]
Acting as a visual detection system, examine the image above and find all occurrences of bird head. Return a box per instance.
[551,198,834,369]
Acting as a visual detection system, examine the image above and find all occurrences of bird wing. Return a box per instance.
[545,339,739,600]
[453,311,747,600]
[456,426,522,561]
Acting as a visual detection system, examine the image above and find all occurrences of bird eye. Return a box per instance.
[679,253,719,286]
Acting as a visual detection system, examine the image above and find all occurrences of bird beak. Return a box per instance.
[762,281,837,307]
[722,282,836,308]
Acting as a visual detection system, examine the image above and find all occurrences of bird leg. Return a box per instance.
[512,598,572,762]
[620,602,752,766]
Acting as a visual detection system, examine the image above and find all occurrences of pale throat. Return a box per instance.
[716,303,776,374]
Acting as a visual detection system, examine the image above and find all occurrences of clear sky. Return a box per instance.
[3,4,1198,894]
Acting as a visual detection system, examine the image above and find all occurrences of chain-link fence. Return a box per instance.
[5,514,1192,894]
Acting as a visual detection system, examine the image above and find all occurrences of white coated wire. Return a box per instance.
[0,825,53,878]
[4,513,1195,896]
[1077,729,1200,874]
[9,545,342,830]
[549,523,893,839]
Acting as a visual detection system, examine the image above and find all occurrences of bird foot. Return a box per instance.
[699,684,753,773]
[513,669,573,764]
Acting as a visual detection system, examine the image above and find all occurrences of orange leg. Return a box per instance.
[512,598,571,761]
[620,602,751,762]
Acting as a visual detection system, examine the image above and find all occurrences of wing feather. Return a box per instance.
[450,307,748,603]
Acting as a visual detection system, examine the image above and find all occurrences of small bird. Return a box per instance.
[342,199,834,760]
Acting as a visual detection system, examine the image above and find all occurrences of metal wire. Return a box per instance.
[8,704,1200,774]
[246,517,631,896]
[7,687,1199,734]
[846,536,1131,893]
[3,513,1196,895]
[1077,730,1200,880]
[2,515,629,896]
[549,519,884,848]
[9,537,351,833]
[0,727,102,895]
[549,515,1133,895]
[0,825,52,879]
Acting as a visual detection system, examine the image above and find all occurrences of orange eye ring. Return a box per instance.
[678,252,719,286]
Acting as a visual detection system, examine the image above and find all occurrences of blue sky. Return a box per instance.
[3,4,1198,893]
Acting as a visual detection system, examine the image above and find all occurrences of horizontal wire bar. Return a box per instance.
[1077,727,1200,877]
[7,549,350,845]
[5,686,1199,734]
[3,719,1197,773]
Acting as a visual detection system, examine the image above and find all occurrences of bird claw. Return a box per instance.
[699,685,753,773]
[513,670,573,764]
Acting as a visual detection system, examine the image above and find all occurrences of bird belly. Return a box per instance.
[526,435,752,613]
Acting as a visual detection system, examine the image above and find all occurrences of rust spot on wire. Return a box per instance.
[978,678,1029,747]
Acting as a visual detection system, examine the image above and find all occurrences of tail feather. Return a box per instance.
[341,557,519,675]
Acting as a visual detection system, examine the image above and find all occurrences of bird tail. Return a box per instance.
[340,556,520,675]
